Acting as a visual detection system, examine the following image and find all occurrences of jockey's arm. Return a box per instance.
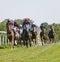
[22,22,25,29]
[28,22,30,29]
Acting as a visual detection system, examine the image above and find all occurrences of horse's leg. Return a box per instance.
[19,38,22,46]
[41,37,44,46]
[44,37,47,44]
[22,35,26,46]
[41,40,43,46]
[18,36,22,47]
[32,39,35,46]
[23,39,26,46]
[26,40,28,48]
[34,33,37,46]
[29,38,31,47]
[49,37,51,43]
[11,31,14,49]
[15,37,20,45]
[52,38,54,43]
[20,35,23,46]
[18,34,22,46]
[15,34,20,46]
[35,38,37,45]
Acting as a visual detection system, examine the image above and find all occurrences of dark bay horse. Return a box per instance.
[30,25,37,46]
[48,26,55,43]
[40,28,47,45]
[22,24,31,48]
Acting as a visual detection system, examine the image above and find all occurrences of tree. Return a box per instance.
[0,19,7,31]
[52,23,60,40]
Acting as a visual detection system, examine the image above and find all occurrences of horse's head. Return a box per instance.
[25,24,30,31]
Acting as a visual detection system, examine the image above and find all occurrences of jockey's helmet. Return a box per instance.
[24,18,29,23]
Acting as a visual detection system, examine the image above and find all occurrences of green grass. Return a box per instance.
[0,43,60,62]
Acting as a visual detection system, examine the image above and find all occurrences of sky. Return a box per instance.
[0,0,60,26]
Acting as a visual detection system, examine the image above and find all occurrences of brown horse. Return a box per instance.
[48,26,55,43]
[40,28,47,45]
[7,21,21,49]
[7,22,14,49]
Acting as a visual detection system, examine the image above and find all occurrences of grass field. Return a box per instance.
[0,43,60,62]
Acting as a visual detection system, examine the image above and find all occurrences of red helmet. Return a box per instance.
[24,18,29,22]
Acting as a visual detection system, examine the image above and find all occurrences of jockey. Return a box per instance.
[40,24,45,31]
[6,19,10,30]
[31,24,37,32]
[6,19,14,31]
[22,18,30,31]
[40,24,47,37]
[50,25,54,32]
[40,24,45,34]
[14,22,21,37]
[48,25,55,37]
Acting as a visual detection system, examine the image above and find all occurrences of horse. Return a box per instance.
[48,26,55,43]
[30,25,37,46]
[22,24,31,48]
[6,21,15,49]
[13,22,22,46]
[6,21,21,49]
[40,28,47,46]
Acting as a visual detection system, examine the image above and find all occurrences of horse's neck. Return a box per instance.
[25,26,29,32]
[19,28,22,33]
[14,27,17,31]
[25,24,30,30]
[42,30,46,33]
[8,25,12,31]
[50,29,54,33]
[42,30,46,34]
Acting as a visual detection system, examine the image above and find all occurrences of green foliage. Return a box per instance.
[0,19,7,31]
[14,19,23,24]
[52,23,60,40]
